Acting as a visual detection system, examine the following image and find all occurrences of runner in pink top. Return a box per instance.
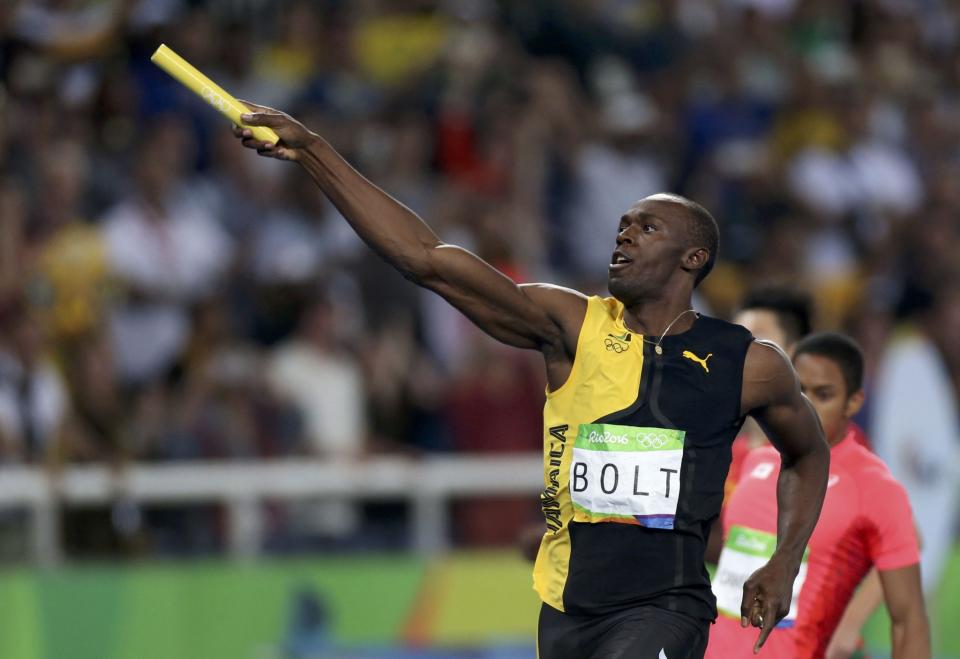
[706,333,929,658]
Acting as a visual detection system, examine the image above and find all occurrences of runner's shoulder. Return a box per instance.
[846,442,893,479]
[843,447,914,520]
[744,335,799,392]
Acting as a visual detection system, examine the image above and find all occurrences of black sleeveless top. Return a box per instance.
[534,298,754,621]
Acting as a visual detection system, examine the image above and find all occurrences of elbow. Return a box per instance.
[891,610,931,656]
[781,434,830,475]
[401,264,429,285]
[806,439,831,479]
[806,419,831,465]
[812,434,831,463]
[398,240,442,286]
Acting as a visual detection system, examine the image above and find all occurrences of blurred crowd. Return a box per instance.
[1,0,959,559]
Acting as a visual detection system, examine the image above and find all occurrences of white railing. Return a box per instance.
[0,455,544,564]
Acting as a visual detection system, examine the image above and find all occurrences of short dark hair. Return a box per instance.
[792,332,864,397]
[646,193,718,287]
[740,286,814,345]
[675,196,719,287]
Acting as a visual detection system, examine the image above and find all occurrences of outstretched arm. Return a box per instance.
[738,341,830,653]
[233,105,586,367]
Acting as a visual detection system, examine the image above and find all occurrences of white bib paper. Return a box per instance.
[569,423,685,529]
[713,525,808,628]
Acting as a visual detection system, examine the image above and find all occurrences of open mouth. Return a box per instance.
[609,251,633,270]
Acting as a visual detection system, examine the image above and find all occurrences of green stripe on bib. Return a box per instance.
[725,525,811,561]
[725,525,777,558]
[574,424,685,453]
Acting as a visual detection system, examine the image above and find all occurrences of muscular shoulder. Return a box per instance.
[520,284,588,320]
[518,283,588,352]
[741,340,800,414]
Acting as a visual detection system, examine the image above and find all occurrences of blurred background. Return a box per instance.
[1,0,960,657]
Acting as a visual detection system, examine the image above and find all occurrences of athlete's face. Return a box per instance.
[607,197,707,304]
[793,353,864,446]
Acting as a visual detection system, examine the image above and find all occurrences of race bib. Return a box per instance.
[569,423,685,529]
[713,525,809,628]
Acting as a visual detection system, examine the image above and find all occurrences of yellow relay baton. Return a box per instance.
[150,43,279,144]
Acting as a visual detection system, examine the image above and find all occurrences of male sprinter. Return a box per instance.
[233,105,829,657]
[726,287,869,493]
[706,286,816,573]
[706,333,929,658]
[709,291,878,658]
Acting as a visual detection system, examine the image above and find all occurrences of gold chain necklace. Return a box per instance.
[636,308,698,355]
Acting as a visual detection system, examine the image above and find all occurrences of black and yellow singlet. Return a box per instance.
[533,296,753,621]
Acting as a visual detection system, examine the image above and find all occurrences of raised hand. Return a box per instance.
[740,557,796,654]
[232,100,315,162]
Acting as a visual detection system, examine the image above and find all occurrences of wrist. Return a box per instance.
[298,132,331,166]
[303,131,326,152]
[768,550,802,575]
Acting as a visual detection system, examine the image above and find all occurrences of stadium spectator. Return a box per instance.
[0,298,68,465]
[872,282,960,593]
[102,117,232,384]
[0,2,958,593]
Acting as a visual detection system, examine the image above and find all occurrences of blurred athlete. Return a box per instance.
[708,290,878,658]
[706,333,929,659]
[706,287,816,565]
[233,105,829,658]
[725,287,816,497]
[726,288,869,493]
[735,287,813,356]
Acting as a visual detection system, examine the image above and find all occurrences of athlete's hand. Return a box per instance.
[232,101,316,162]
[516,523,545,562]
[740,557,797,653]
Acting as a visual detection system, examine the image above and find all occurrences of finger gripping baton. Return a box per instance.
[150,43,279,144]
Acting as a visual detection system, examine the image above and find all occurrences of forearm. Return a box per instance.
[891,611,931,659]
[773,441,829,566]
[836,570,883,634]
[298,135,441,279]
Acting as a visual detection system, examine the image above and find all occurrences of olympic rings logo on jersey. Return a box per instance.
[604,337,629,353]
[201,86,230,113]
[636,432,672,449]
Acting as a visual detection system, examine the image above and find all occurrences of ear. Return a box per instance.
[682,246,709,273]
[844,389,865,418]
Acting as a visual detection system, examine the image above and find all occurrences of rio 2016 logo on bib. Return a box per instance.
[570,423,685,529]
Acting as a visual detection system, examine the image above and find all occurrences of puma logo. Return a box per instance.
[682,350,713,373]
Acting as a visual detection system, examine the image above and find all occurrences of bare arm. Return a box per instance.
[825,569,883,659]
[738,340,830,652]
[881,564,930,659]
[233,105,586,378]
